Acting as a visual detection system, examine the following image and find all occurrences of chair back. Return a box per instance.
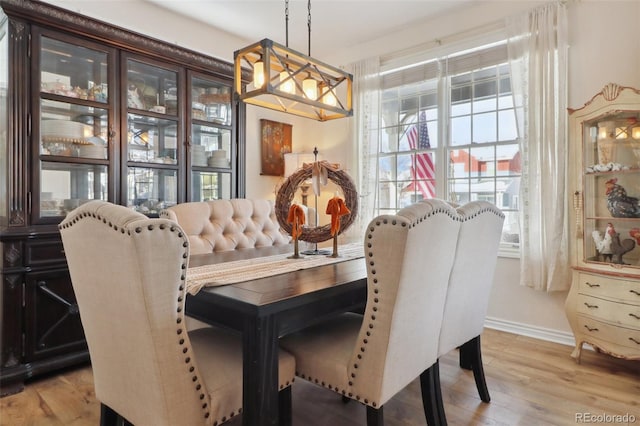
[438,201,505,356]
[161,199,289,254]
[59,201,210,426]
[350,199,461,406]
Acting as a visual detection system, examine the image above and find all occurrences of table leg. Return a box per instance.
[242,314,280,426]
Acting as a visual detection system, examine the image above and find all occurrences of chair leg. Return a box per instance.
[420,361,446,426]
[459,335,490,403]
[278,386,292,426]
[100,404,118,426]
[459,343,472,370]
[366,405,384,426]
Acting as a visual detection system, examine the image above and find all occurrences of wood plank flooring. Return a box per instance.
[1,328,639,426]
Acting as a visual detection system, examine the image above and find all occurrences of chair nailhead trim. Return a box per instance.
[335,200,461,409]
[60,205,213,421]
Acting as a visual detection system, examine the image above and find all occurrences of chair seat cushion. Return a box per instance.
[280,313,362,393]
[189,327,295,421]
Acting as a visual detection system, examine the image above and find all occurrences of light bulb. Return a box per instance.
[303,77,317,100]
[632,126,640,140]
[280,71,295,94]
[253,61,265,88]
[323,89,337,106]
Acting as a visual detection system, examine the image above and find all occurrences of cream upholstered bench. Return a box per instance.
[160,198,290,255]
[161,199,292,330]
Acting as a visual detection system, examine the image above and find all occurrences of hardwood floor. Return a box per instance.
[1,328,639,426]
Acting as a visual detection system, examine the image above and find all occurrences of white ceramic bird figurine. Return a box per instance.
[592,222,614,262]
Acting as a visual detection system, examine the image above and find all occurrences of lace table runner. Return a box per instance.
[186,243,364,295]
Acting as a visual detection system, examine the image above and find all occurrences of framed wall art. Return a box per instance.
[260,119,292,176]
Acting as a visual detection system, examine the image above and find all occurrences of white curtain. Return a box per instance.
[507,2,570,291]
[346,57,381,238]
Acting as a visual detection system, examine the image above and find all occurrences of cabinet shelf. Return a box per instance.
[585,216,640,221]
[585,168,640,176]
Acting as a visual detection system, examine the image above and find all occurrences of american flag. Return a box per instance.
[407,111,436,199]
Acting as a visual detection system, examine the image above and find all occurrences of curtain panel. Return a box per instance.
[347,57,381,238]
[507,1,571,291]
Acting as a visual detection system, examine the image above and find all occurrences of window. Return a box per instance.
[376,42,521,250]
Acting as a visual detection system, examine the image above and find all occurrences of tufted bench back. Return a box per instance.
[160,199,290,255]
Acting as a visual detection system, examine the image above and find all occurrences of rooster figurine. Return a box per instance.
[610,231,636,265]
[591,223,614,262]
[605,178,640,218]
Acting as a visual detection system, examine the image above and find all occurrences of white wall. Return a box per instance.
[44,0,640,341]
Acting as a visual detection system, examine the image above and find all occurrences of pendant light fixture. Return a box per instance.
[234,0,353,121]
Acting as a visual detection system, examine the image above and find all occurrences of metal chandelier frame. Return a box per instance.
[233,1,353,121]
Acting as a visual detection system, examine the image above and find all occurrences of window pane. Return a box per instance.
[498,109,517,141]
[473,96,496,113]
[473,112,497,143]
[379,155,395,181]
[449,178,470,204]
[470,145,496,177]
[381,126,400,153]
[449,148,470,179]
[382,98,400,128]
[451,116,471,146]
[473,80,497,113]
[397,153,413,182]
[496,144,521,176]
[451,84,471,116]
[498,76,513,108]
[426,120,438,148]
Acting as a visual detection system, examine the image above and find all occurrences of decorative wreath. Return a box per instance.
[276,165,359,243]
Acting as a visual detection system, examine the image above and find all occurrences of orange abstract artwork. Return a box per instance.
[260,119,292,176]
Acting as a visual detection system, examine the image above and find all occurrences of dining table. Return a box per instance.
[185,243,368,426]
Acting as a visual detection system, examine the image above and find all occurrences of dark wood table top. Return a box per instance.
[188,244,367,310]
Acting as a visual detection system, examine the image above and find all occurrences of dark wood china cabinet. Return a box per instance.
[0,0,246,395]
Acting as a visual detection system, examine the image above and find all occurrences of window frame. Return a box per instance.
[376,40,521,256]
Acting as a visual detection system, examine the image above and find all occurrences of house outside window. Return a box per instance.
[377,41,521,252]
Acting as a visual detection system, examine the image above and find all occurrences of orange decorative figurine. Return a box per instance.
[287,204,306,258]
[326,195,351,257]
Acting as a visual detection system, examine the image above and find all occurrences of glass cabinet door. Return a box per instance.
[189,73,233,201]
[582,111,640,268]
[35,31,114,221]
[124,57,181,214]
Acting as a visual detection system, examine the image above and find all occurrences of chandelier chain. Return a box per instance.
[307,0,312,56]
[285,0,289,48]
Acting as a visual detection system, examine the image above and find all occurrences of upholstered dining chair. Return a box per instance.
[280,199,461,426]
[59,200,295,426]
[427,200,505,423]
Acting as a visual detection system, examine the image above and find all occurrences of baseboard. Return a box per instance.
[485,316,576,347]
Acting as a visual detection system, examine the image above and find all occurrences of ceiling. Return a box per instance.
[143,0,479,59]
